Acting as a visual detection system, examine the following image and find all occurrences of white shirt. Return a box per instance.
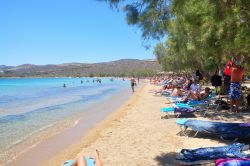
[190,83,201,93]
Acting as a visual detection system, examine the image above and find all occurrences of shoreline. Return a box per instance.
[45,81,250,166]
[5,85,134,166]
[42,83,145,166]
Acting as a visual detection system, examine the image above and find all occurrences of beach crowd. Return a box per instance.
[62,56,250,166]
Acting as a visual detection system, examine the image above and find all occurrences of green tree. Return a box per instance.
[101,0,250,73]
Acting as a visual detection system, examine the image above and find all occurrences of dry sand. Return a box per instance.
[45,81,250,166]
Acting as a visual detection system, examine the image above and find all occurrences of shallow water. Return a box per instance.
[0,77,129,163]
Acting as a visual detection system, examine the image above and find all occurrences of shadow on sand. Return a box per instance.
[154,152,179,166]
[203,109,250,121]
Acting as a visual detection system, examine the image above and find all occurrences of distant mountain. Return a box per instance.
[0,59,161,77]
[0,65,13,69]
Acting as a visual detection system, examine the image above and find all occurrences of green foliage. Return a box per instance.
[102,0,250,73]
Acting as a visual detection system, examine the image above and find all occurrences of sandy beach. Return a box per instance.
[44,80,250,166]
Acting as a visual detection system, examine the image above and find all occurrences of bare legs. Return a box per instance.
[73,149,102,166]
[132,86,135,93]
[95,149,102,166]
[230,100,240,112]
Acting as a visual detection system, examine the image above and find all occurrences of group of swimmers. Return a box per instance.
[63,79,105,88]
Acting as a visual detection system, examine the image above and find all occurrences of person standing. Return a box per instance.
[229,57,244,112]
[211,68,222,94]
[223,60,232,94]
[130,78,137,93]
[195,70,203,82]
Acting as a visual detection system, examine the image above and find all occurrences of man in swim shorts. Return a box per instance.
[130,78,137,93]
[229,57,244,112]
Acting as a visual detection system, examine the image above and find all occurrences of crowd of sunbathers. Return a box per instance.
[63,55,248,166]
[155,56,250,165]
[151,74,211,103]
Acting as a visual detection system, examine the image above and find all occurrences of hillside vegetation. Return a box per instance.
[0,59,161,77]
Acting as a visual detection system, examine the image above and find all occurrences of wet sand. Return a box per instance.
[6,87,132,166]
[45,81,250,166]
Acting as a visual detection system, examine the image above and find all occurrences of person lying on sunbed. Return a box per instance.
[67,149,102,166]
[154,81,174,95]
[182,87,211,102]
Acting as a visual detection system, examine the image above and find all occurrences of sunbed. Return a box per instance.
[167,93,216,104]
[62,157,95,166]
[160,102,208,119]
[177,143,250,165]
[216,158,250,166]
[176,119,250,141]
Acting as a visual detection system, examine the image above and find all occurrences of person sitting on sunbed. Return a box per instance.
[71,149,102,166]
[190,78,201,93]
[154,80,174,95]
[171,86,183,97]
[183,79,193,90]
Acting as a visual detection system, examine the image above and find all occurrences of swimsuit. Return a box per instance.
[229,82,241,100]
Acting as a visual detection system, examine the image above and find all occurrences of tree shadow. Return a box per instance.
[161,113,196,119]
[154,152,179,166]
[177,129,250,145]
[203,110,250,122]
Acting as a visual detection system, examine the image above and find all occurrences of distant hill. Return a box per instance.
[0,59,161,77]
[0,65,14,70]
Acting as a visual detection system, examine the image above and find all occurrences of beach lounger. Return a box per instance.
[161,90,172,96]
[160,104,196,119]
[160,103,208,119]
[62,157,95,166]
[216,158,250,166]
[176,119,250,141]
[167,93,216,104]
[177,143,250,165]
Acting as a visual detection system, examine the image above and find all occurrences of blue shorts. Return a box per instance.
[229,82,241,100]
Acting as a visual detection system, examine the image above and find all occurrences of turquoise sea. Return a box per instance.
[0,77,129,162]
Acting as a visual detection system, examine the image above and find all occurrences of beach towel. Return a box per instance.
[161,104,194,113]
[62,157,95,166]
[178,143,247,162]
[216,158,250,166]
[176,119,250,139]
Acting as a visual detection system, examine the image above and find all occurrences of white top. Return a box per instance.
[190,83,201,93]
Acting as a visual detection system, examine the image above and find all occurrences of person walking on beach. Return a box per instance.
[130,78,137,93]
[229,57,244,112]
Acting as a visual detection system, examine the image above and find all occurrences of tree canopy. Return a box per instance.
[101,0,250,73]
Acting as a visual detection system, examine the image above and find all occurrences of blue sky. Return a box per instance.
[0,0,158,66]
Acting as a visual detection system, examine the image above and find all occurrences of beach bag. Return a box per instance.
[211,75,222,87]
[215,100,229,110]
